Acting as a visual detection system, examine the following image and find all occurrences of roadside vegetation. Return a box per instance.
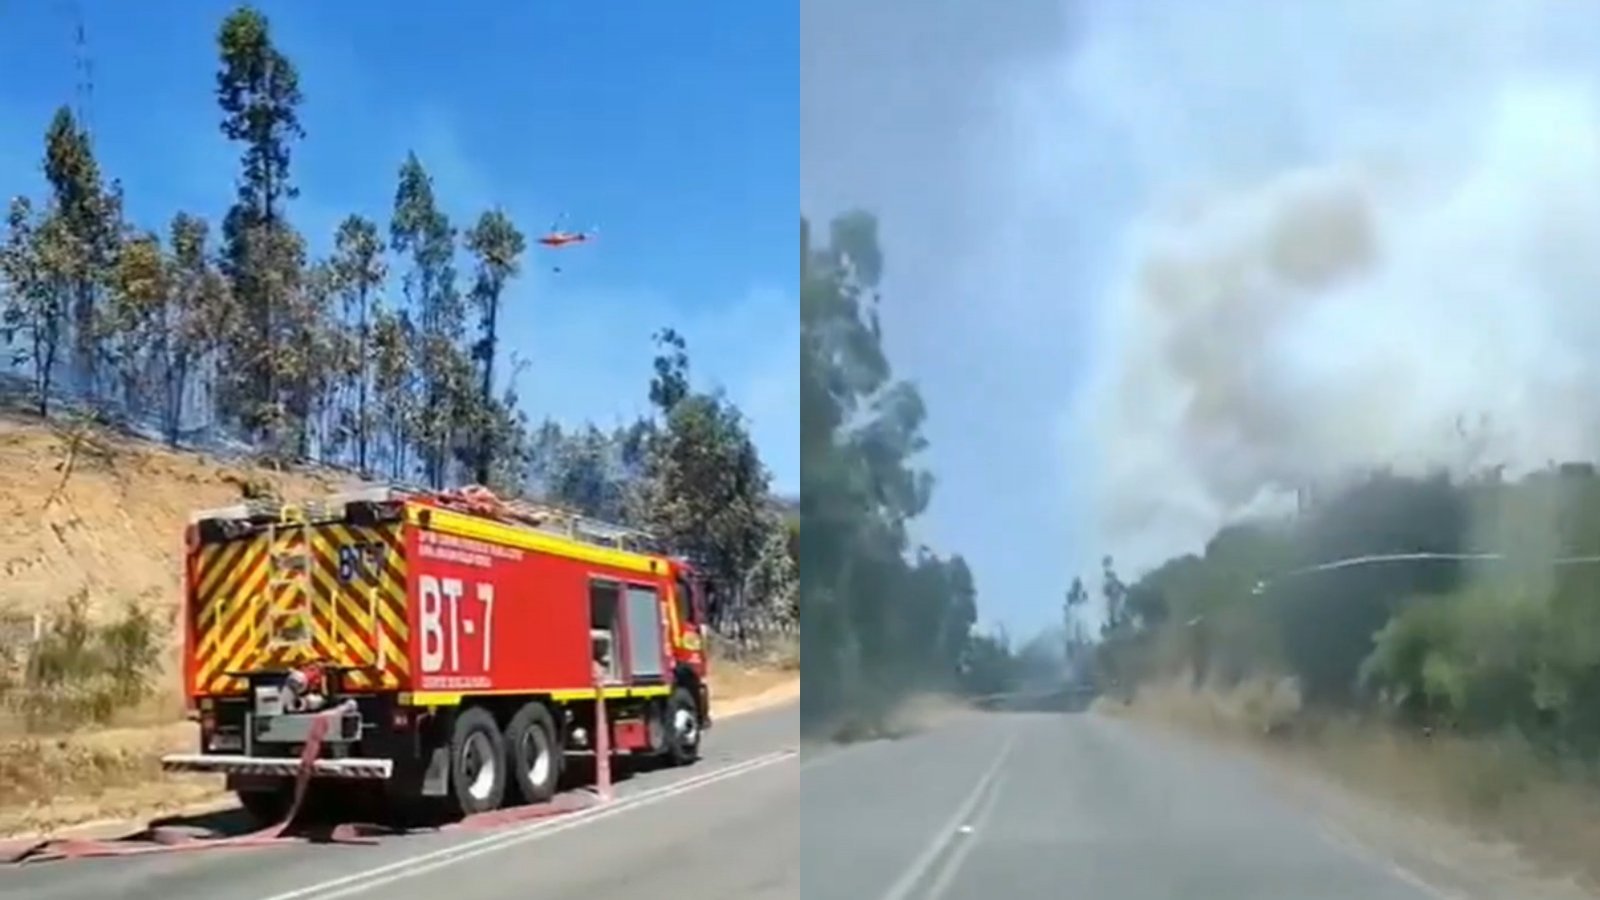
[0,5,794,831]
[802,211,1018,740]
[1087,463,1600,885]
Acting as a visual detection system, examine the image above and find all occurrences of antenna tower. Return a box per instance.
[60,0,94,136]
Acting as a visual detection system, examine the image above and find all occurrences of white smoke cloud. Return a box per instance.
[802,0,1600,627]
[1047,0,1600,569]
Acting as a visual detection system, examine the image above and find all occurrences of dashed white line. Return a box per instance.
[923,767,1007,900]
[875,733,1016,900]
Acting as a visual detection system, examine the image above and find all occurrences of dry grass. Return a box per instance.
[709,671,800,719]
[701,633,799,716]
[708,663,798,707]
[0,721,223,837]
[1113,677,1600,892]
[708,631,799,672]
[818,691,973,745]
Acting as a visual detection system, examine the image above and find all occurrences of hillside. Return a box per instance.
[0,415,349,688]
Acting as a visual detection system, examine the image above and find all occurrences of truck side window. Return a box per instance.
[590,580,621,680]
[675,577,696,625]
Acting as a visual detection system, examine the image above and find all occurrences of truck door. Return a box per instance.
[623,584,666,680]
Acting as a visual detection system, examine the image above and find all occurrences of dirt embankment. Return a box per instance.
[0,418,345,623]
[0,416,345,726]
[0,414,797,837]
[1105,679,1600,899]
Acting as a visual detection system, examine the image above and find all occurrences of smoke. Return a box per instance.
[1061,0,1600,568]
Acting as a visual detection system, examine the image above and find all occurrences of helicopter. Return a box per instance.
[537,216,597,273]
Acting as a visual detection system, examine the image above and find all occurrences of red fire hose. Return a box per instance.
[0,702,372,865]
[0,699,607,866]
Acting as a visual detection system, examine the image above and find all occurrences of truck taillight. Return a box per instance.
[392,708,411,730]
[200,711,217,734]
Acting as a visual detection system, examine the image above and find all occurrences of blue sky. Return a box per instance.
[0,1,798,492]
[803,0,1099,634]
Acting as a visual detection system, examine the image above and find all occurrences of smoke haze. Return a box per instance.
[803,0,1600,625]
[1068,0,1600,568]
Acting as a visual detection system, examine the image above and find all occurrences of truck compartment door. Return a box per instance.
[624,585,665,679]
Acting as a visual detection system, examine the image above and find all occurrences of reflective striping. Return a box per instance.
[549,685,672,701]
[194,536,270,693]
[315,522,411,688]
[399,685,673,707]
[190,521,410,697]
[160,753,394,780]
[196,539,249,604]
[197,557,267,658]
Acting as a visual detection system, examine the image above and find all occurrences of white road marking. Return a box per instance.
[925,769,1008,900]
[875,732,1016,900]
[261,750,795,900]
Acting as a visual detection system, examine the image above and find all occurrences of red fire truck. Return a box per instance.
[160,486,712,821]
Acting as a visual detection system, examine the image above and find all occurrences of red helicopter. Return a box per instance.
[537,229,594,248]
[537,215,597,246]
[538,217,596,273]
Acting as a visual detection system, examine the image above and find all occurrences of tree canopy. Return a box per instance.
[802,211,997,735]
[1090,463,1600,757]
[0,4,795,655]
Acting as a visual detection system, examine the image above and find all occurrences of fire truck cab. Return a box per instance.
[161,486,712,821]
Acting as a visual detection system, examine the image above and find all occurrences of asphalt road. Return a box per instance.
[0,703,797,900]
[801,709,1453,900]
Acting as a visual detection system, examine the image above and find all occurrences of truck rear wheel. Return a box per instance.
[666,686,702,766]
[235,786,293,827]
[505,701,562,804]
[449,706,507,816]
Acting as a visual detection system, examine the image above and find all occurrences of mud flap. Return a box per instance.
[422,745,450,797]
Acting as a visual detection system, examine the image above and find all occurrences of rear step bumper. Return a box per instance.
[161,753,393,780]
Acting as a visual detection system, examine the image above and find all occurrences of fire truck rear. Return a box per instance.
[161,487,712,821]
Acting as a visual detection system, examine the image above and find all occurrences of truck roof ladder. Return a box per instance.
[264,506,316,655]
[192,484,667,557]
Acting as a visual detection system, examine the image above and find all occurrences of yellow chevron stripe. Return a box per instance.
[307,548,372,667]
[323,522,410,642]
[192,520,412,696]
[197,561,267,659]
[196,540,245,602]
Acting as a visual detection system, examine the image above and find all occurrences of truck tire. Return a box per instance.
[505,701,562,804]
[236,786,293,827]
[665,686,702,766]
[449,706,507,816]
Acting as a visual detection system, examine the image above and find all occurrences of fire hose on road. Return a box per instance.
[0,686,617,865]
